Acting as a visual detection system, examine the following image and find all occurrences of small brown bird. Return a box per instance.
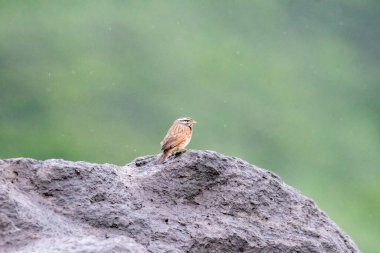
[156,117,197,164]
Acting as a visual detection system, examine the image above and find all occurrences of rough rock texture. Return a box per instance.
[0,150,360,253]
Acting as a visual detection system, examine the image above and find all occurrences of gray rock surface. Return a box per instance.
[0,150,360,253]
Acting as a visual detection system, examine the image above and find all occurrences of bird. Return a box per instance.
[156,117,197,164]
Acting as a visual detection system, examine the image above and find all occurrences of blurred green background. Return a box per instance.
[0,1,379,251]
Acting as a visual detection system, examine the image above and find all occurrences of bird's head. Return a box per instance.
[175,117,197,127]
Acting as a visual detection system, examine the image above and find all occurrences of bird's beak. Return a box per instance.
[193,120,197,124]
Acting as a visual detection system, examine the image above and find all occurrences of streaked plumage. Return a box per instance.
[156,117,197,164]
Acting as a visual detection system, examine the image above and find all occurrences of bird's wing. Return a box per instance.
[160,133,187,151]
[160,124,190,151]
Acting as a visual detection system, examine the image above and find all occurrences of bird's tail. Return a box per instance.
[156,151,169,164]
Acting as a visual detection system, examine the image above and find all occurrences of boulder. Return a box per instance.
[0,151,360,252]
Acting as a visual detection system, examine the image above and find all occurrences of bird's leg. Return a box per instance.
[174,148,187,156]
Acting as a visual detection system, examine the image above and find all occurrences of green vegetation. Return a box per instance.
[0,1,379,252]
